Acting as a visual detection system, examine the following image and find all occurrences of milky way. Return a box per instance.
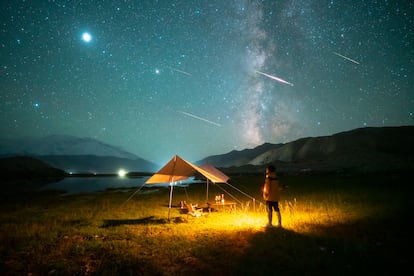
[0,1,412,164]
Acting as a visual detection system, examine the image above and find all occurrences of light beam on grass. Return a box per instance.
[183,198,355,233]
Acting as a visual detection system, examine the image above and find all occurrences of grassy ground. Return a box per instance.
[0,173,411,275]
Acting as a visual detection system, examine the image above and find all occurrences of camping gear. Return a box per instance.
[145,155,229,219]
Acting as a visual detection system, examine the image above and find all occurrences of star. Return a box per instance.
[81,32,92,43]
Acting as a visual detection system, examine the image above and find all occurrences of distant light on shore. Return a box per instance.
[118,169,127,177]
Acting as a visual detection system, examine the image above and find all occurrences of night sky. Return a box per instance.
[1,1,413,164]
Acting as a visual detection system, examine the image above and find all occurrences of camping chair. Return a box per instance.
[187,203,204,218]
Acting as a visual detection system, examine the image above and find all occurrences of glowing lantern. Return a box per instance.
[118,169,127,177]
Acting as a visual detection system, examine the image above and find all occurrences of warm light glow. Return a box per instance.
[174,197,357,233]
[118,169,127,177]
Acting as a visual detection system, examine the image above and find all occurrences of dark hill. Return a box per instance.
[0,156,67,179]
[200,126,414,174]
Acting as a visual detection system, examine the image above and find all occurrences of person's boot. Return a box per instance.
[276,211,282,227]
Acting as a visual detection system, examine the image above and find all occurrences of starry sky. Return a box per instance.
[1,1,413,165]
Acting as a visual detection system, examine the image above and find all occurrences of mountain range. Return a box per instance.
[0,135,137,159]
[198,126,414,174]
[0,135,158,173]
[1,126,413,175]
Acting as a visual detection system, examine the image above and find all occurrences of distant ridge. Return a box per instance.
[0,135,138,159]
[2,126,413,175]
[195,142,282,167]
[0,135,158,173]
[198,126,414,174]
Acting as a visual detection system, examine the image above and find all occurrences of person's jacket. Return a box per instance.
[262,171,281,202]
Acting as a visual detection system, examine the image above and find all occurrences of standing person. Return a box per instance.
[262,165,282,227]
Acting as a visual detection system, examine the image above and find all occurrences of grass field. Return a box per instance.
[0,173,411,275]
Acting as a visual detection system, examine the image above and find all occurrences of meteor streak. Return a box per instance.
[178,111,221,127]
[166,66,192,76]
[255,70,294,86]
[333,52,360,65]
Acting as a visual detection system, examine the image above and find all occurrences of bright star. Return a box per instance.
[82,32,92,42]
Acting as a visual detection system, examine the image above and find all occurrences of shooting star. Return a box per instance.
[255,70,294,86]
[178,111,221,127]
[333,52,360,65]
[166,66,192,76]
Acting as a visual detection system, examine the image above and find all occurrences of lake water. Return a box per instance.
[41,176,149,194]
[41,176,197,194]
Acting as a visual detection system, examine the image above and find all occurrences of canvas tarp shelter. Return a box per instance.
[199,163,230,201]
[199,163,257,208]
[145,155,229,219]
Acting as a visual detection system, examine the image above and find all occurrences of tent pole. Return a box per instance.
[206,179,209,202]
[168,183,174,220]
[253,198,256,212]
[167,158,177,221]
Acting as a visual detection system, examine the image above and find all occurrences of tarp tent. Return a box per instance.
[145,155,229,219]
[199,163,257,209]
[198,163,230,183]
[145,155,228,184]
[199,163,230,201]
